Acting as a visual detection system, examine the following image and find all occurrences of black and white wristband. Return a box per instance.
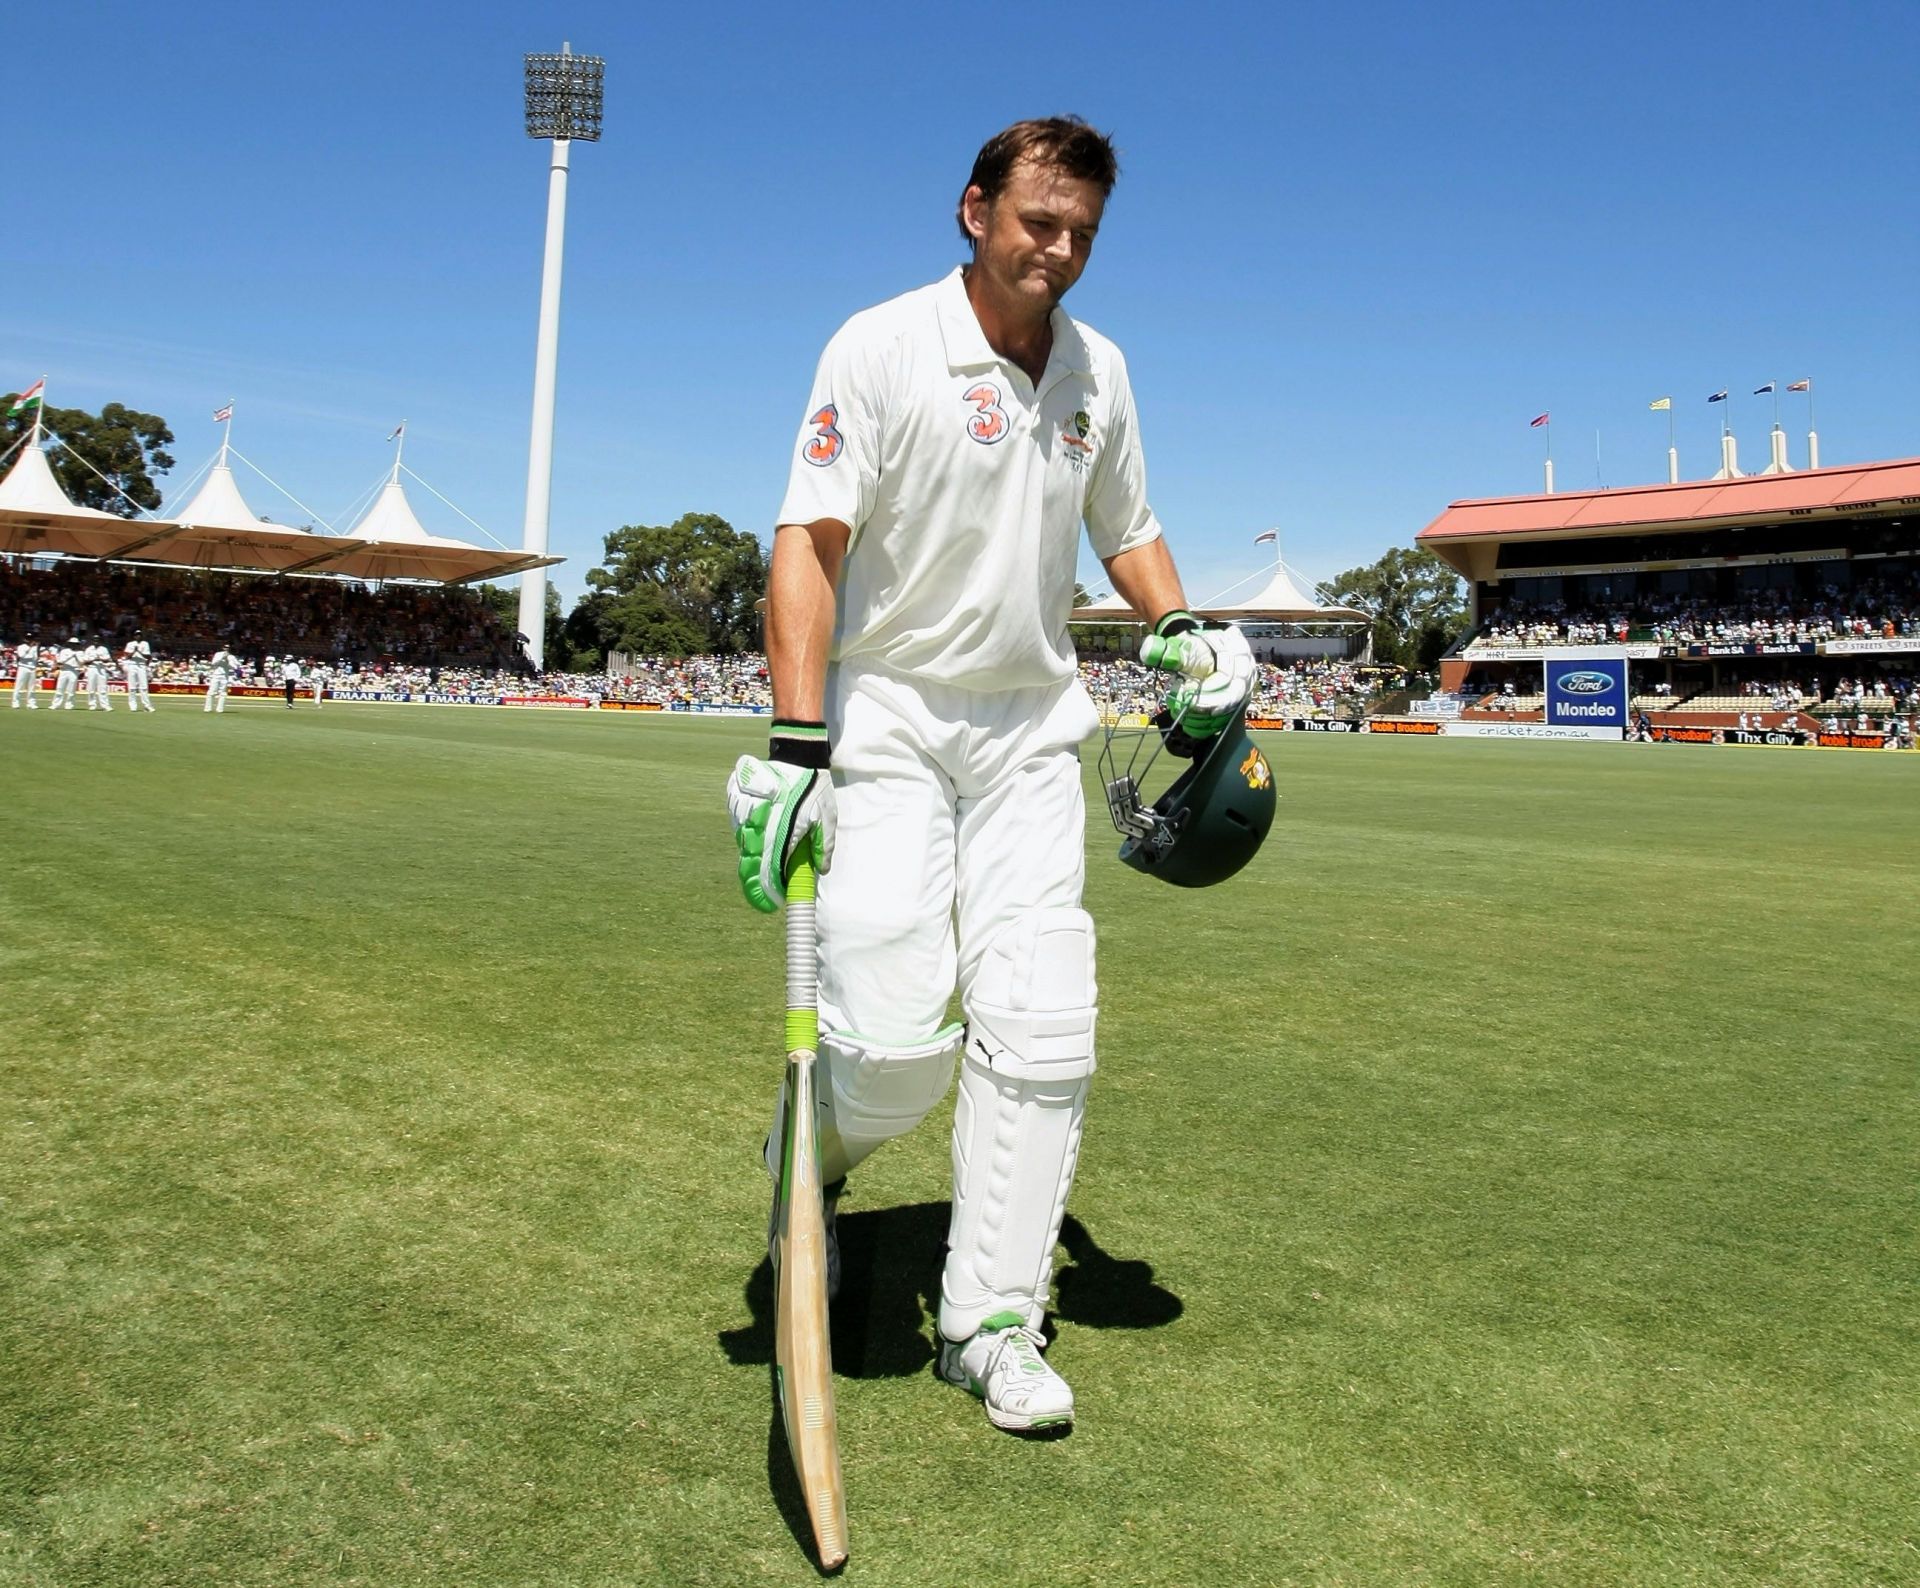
[769,718,830,770]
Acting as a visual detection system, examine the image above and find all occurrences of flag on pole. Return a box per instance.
[212,402,234,423]
[1529,413,1550,428]
[1707,390,1729,403]
[386,422,405,442]
[7,378,45,416]
[1753,382,1776,395]
[1787,379,1810,392]
[1253,530,1277,545]
[1648,397,1671,411]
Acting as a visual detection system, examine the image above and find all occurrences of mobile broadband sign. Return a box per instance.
[1544,656,1627,737]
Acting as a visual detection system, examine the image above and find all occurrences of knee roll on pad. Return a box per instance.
[941,909,1098,1340]
[962,907,1098,1081]
[763,1024,962,1186]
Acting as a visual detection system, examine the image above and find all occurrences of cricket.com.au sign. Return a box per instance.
[1544,657,1628,734]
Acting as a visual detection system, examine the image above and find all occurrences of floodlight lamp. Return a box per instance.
[525,52,605,142]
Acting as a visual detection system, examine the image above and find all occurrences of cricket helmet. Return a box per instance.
[1099,705,1275,888]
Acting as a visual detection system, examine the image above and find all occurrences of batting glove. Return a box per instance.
[1140,612,1256,756]
[727,720,837,913]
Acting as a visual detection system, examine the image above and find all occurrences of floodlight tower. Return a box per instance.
[518,44,604,670]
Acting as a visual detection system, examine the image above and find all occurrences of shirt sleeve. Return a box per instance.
[774,318,888,543]
[1084,347,1163,561]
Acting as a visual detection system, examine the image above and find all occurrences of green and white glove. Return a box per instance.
[727,720,836,913]
[1141,611,1256,757]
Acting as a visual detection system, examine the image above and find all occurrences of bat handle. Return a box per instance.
[784,856,818,1054]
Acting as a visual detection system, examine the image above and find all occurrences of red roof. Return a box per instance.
[1416,455,1920,542]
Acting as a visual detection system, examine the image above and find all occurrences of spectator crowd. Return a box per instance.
[1468,571,1919,652]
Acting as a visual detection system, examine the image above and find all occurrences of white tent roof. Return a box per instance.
[1072,591,1144,620]
[0,441,120,521]
[0,433,559,586]
[329,477,556,584]
[1202,563,1371,624]
[174,460,269,532]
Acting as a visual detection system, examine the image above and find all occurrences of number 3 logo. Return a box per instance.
[962,382,1009,445]
[804,404,843,467]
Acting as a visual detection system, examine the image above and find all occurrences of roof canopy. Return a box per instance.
[1070,562,1370,626]
[0,437,557,586]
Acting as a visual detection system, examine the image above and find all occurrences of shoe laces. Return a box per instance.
[991,1325,1051,1377]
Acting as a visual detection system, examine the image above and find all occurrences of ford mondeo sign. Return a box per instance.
[1544,657,1627,730]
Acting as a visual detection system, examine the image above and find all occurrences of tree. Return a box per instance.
[1322,546,1468,669]
[564,513,768,666]
[1,399,175,517]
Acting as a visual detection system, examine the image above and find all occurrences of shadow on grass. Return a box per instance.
[720,1201,1183,1569]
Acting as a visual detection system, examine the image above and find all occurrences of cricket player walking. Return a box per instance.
[728,118,1254,1434]
[51,639,81,710]
[10,633,41,708]
[281,656,302,709]
[122,632,156,713]
[204,647,236,713]
[84,641,113,710]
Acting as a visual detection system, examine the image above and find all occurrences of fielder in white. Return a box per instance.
[10,633,42,709]
[204,647,236,712]
[121,632,156,713]
[84,641,113,710]
[51,638,81,710]
[728,118,1254,1435]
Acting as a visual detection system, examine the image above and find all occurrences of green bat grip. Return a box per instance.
[784,855,818,1054]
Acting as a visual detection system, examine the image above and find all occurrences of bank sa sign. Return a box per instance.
[1544,657,1627,729]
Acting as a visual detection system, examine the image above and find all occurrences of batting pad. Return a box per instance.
[765,1024,963,1186]
[940,908,1097,1340]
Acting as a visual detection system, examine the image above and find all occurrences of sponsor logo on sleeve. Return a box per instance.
[803,404,843,467]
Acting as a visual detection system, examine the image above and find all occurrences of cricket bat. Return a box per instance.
[770,855,848,1568]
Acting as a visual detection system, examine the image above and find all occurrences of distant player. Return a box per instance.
[84,640,113,710]
[204,647,237,713]
[281,655,302,709]
[51,638,81,710]
[10,632,41,709]
[311,662,328,707]
[122,631,156,714]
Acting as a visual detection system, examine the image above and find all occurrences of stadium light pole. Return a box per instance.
[518,44,604,670]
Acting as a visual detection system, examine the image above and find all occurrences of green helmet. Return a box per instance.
[1101,707,1276,887]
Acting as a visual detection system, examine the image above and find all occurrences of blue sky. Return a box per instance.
[8,0,1917,607]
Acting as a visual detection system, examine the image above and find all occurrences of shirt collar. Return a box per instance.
[936,266,1092,380]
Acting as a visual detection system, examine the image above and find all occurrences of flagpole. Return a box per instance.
[391,423,406,484]
[220,403,233,466]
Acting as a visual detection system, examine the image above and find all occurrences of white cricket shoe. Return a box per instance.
[937,1313,1075,1433]
[766,1176,844,1300]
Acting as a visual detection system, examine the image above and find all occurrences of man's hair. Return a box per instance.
[957,116,1119,246]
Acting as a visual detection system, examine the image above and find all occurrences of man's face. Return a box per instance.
[964,157,1105,316]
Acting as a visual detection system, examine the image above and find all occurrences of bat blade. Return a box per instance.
[771,1047,848,1568]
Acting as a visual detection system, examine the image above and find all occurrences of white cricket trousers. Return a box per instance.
[126,663,153,711]
[11,665,37,708]
[86,665,111,709]
[53,669,78,709]
[817,660,1099,1043]
[204,676,229,711]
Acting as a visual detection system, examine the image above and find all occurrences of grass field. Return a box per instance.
[2,702,1915,1587]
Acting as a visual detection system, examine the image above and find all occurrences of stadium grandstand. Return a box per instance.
[1417,455,1920,736]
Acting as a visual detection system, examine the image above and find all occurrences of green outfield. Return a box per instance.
[2,704,1914,1587]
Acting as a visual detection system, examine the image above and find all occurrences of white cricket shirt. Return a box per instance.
[776,267,1162,693]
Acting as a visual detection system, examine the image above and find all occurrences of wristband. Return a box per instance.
[769,718,830,770]
[1153,609,1201,638]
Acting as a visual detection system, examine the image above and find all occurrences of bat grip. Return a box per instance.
[784,856,818,1053]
